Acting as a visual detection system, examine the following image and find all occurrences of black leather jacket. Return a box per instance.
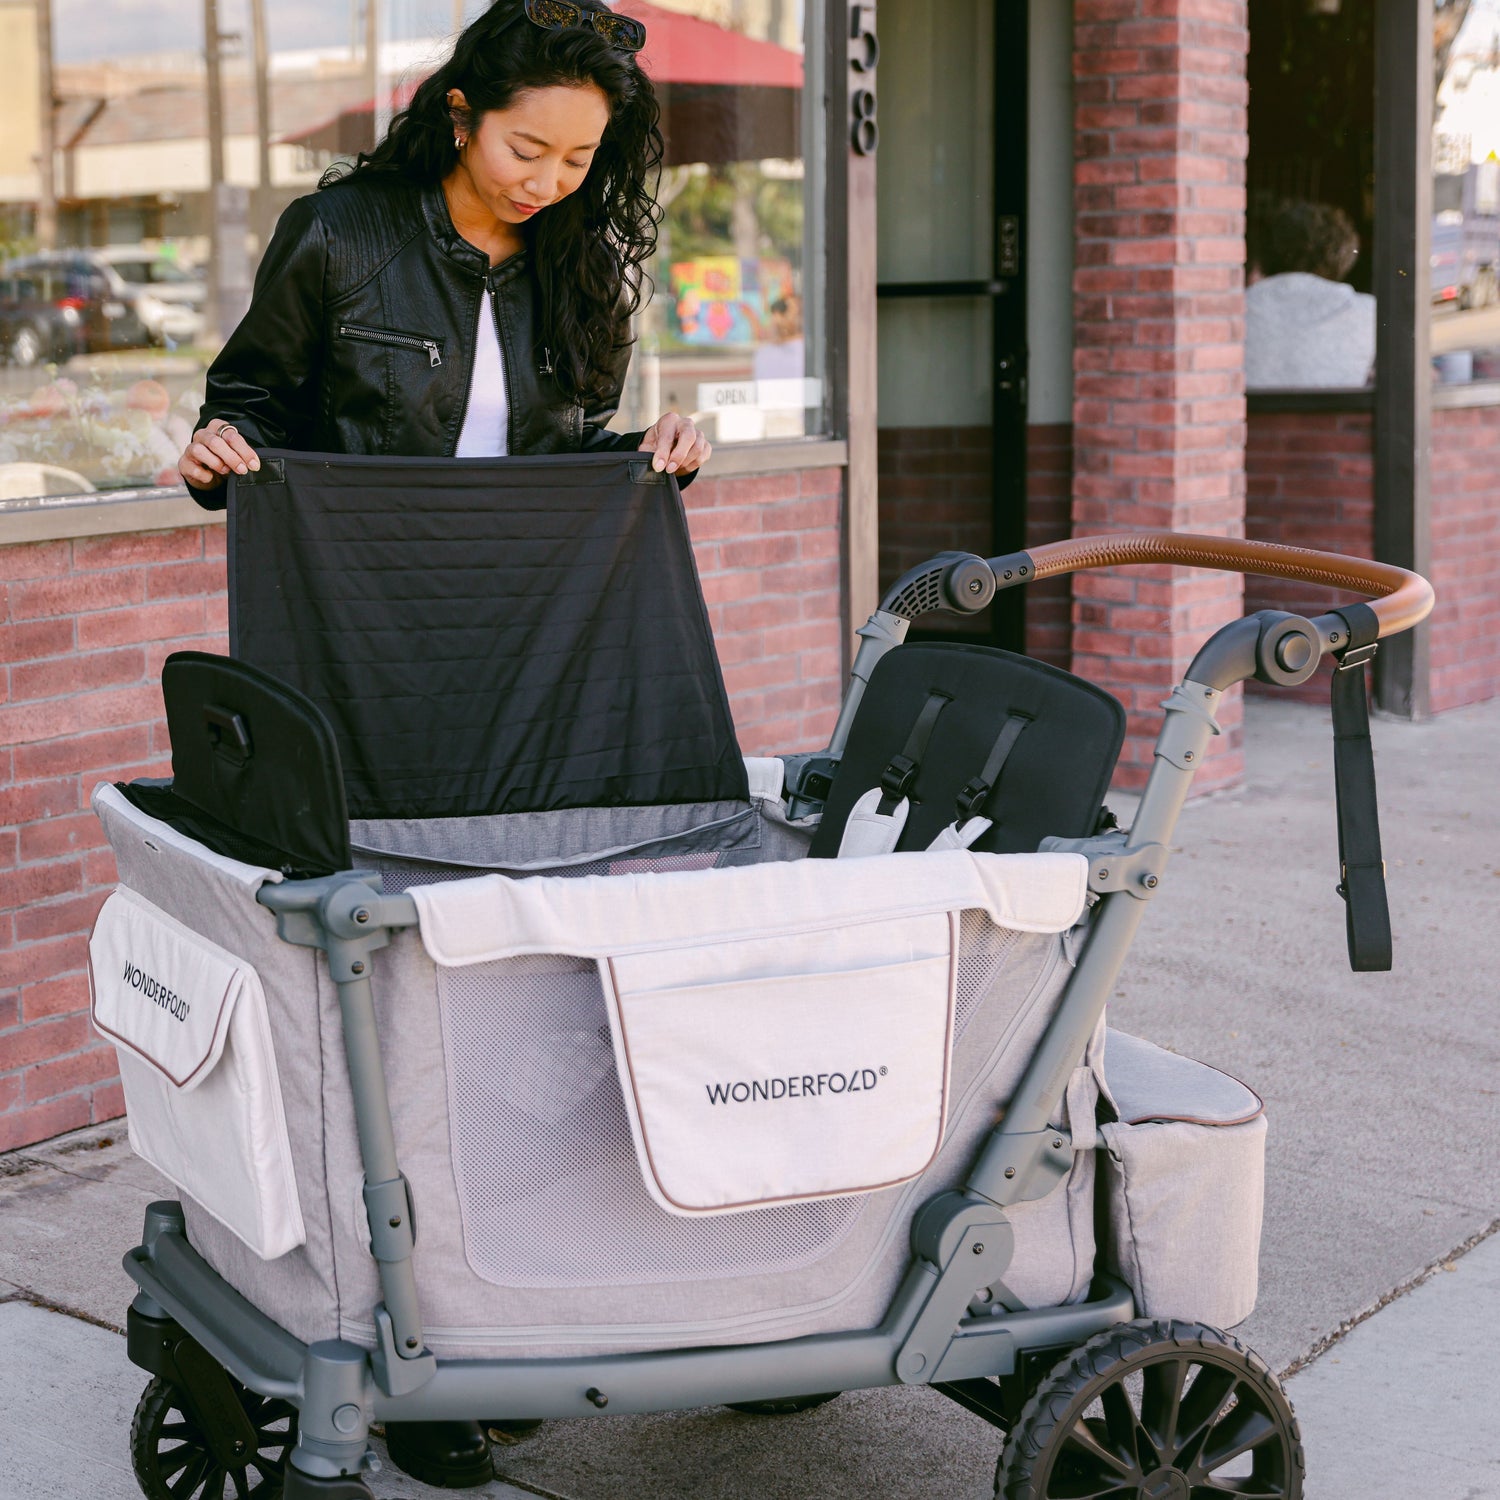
[192,172,654,508]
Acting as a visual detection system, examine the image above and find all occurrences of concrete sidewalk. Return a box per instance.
[1,696,1497,1498]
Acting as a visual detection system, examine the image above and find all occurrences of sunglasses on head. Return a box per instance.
[520,0,647,52]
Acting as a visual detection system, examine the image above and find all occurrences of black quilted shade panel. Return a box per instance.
[227,451,748,820]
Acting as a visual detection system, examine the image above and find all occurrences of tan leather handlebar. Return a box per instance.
[1026,532,1434,639]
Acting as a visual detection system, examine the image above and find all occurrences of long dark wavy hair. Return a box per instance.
[324,1,663,405]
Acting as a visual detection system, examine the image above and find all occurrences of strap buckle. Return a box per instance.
[881,754,919,801]
[955,777,991,821]
[1335,642,1378,672]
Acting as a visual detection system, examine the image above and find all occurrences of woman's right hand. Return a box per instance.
[178,419,261,490]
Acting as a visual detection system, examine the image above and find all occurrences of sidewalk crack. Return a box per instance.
[1280,1213,1500,1380]
[0,1288,126,1337]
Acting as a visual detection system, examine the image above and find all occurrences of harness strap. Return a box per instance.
[1330,605,1392,972]
[877,690,952,815]
[955,711,1034,822]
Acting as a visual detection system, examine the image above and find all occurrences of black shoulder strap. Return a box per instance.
[956,710,1034,822]
[1330,605,1392,972]
[877,689,952,814]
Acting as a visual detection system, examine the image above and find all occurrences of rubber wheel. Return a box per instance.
[131,1373,297,1499]
[995,1320,1303,1500]
[10,326,43,368]
[724,1392,842,1416]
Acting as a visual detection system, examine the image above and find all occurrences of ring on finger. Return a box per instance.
[217,423,238,438]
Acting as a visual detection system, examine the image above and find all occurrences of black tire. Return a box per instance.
[995,1320,1303,1500]
[725,1392,842,1416]
[131,1373,297,1499]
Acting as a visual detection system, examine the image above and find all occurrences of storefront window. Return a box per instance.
[1245,0,1376,392]
[1431,0,1500,385]
[0,0,825,504]
[609,0,826,442]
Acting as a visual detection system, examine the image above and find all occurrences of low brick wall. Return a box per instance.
[1245,404,1500,715]
[876,422,1075,667]
[0,465,844,1152]
[1430,406,1500,713]
[1245,410,1375,703]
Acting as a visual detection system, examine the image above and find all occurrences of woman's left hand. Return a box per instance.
[640,411,712,477]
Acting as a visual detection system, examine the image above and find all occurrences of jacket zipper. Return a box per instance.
[338,322,442,367]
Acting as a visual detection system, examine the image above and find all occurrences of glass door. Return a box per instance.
[876,0,1027,648]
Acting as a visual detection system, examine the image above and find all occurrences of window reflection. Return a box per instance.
[0,0,824,503]
[610,0,825,442]
[1432,0,1500,384]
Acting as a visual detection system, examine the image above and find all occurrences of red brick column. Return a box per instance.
[1071,0,1250,790]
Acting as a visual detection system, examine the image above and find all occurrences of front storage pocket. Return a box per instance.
[601,911,958,1215]
[1100,1029,1266,1329]
[88,886,305,1260]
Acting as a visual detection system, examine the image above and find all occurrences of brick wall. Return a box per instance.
[1072,0,1250,791]
[1244,410,1375,703]
[0,465,845,1152]
[0,526,228,1152]
[680,466,845,754]
[875,423,1075,668]
[1025,424,1076,670]
[1246,404,1500,715]
[1429,406,1500,713]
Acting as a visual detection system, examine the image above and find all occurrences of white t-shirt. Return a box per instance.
[455,291,510,457]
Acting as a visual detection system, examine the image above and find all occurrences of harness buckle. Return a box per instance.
[955,777,991,821]
[880,754,919,801]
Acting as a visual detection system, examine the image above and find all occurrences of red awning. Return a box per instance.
[282,6,802,156]
[618,0,803,89]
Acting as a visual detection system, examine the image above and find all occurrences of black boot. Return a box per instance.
[384,1421,492,1489]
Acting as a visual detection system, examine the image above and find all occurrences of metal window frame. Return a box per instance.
[1372,0,1434,718]
[828,1,881,656]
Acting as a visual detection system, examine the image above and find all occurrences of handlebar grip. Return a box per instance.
[1021,532,1434,640]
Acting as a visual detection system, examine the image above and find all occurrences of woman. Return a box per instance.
[179,0,710,502]
[181,4,705,1487]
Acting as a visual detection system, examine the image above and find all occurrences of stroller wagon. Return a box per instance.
[89,453,1433,1500]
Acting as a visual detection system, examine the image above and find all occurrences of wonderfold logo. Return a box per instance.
[122,959,190,1022]
[705,1067,888,1106]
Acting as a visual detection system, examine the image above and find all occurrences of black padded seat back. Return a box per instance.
[226,451,749,822]
[120,651,351,878]
[809,642,1125,858]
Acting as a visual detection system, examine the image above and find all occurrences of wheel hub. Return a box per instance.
[1139,1469,1190,1500]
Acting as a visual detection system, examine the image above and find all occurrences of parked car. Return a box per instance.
[0,252,155,359]
[0,266,83,367]
[98,247,206,347]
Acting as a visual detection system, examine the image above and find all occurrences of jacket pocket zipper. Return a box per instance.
[337,323,443,367]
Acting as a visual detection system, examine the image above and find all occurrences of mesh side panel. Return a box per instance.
[440,955,863,1288]
[439,913,1040,1291]
[955,908,1025,1035]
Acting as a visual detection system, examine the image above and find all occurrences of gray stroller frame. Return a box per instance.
[115,531,1432,1499]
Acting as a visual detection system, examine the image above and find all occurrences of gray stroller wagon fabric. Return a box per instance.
[226,451,748,820]
[1099,1029,1267,1328]
[93,784,1103,1359]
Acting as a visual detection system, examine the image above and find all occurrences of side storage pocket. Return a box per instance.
[1099,1029,1266,1329]
[601,910,958,1215]
[88,886,306,1260]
